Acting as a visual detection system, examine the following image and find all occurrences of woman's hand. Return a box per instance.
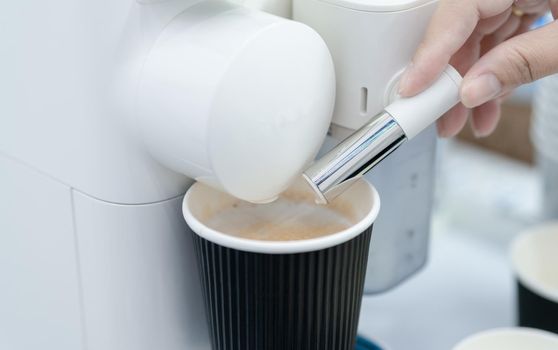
[399,0,558,137]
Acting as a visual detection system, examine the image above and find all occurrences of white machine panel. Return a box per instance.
[294,0,437,130]
[73,191,210,350]
[0,0,191,205]
[0,154,84,350]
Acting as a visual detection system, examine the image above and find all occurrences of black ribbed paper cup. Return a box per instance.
[183,179,380,350]
[510,222,558,334]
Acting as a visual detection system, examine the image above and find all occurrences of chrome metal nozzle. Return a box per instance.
[303,111,406,204]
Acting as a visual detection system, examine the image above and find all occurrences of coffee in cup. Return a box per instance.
[203,184,357,241]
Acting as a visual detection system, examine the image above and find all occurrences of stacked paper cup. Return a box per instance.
[531,74,558,219]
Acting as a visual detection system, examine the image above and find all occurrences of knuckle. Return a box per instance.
[499,43,541,84]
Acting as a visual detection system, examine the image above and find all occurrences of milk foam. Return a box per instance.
[204,192,355,241]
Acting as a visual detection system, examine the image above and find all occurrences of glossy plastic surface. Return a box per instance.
[73,192,210,350]
[386,65,462,139]
[0,155,84,350]
[294,0,438,130]
[0,0,196,205]
[138,1,335,202]
[0,154,210,350]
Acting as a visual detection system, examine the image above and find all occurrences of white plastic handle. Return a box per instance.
[384,65,462,139]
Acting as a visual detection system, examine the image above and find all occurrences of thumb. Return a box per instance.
[461,20,558,108]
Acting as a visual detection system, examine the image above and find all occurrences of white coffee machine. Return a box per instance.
[1,0,443,349]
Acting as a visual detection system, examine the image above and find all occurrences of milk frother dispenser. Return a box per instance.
[293,0,461,292]
[2,0,458,349]
[304,65,461,203]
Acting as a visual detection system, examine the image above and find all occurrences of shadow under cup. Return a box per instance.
[182,180,380,350]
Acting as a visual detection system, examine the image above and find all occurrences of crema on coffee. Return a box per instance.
[202,181,357,241]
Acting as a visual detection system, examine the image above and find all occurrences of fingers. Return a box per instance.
[437,104,470,137]
[475,9,513,36]
[471,100,502,137]
[434,8,509,138]
[461,20,558,108]
[551,0,558,19]
[436,95,503,138]
[449,31,483,74]
[514,14,542,35]
[399,0,514,97]
[487,12,522,45]
[481,14,537,57]
[514,0,549,14]
[436,30,483,138]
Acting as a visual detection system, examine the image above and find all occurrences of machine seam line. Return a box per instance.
[70,189,89,350]
[0,150,186,206]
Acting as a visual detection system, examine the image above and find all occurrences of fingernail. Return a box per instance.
[472,128,487,138]
[461,74,502,108]
[437,125,452,138]
[471,119,492,138]
[398,62,415,96]
[436,118,457,138]
[472,126,493,138]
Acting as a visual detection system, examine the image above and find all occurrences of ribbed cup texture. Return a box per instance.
[192,227,373,350]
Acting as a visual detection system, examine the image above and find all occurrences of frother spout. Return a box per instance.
[304,65,463,204]
[303,111,406,204]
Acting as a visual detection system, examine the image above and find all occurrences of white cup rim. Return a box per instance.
[183,179,381,254]
[510,221,558,303]
[452,327,558,350]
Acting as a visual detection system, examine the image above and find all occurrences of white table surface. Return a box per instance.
[358,230,515,350]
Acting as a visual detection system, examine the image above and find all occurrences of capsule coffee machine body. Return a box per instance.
[1,0,443,349]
